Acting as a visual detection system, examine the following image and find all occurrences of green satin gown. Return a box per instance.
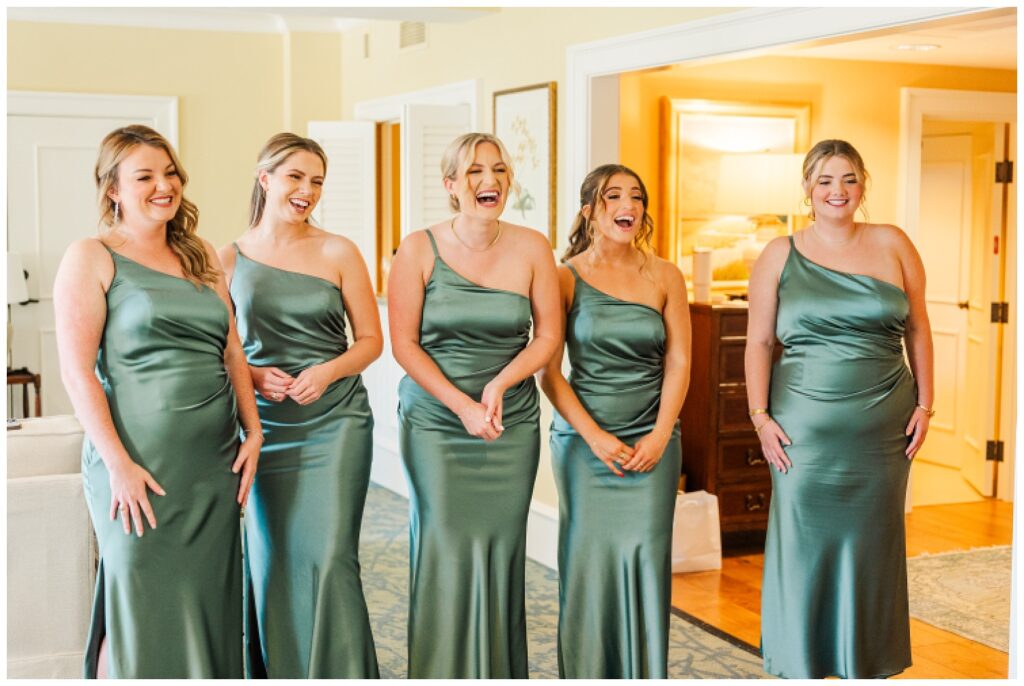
[549,264,681,678]
[81,248,243,678]
[229,246,379,678]
[761,237,915,678]
[397,229,540,678]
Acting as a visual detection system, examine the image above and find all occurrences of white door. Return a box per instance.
[915,132,993,495]
[307,121,378,287]
[7,93,176,417]
[400,103,471,236]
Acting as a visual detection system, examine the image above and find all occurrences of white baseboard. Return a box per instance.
[370,442,560,571]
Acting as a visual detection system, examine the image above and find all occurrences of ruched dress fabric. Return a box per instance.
[397,230,540,678]
[549,265,681,678]
[81,248,242,678]
[229,247,378,678]
[761,238,915,679]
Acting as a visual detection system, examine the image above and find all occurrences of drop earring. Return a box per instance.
[113,201,120,223]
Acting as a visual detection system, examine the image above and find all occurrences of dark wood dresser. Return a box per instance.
[680,303,772,536]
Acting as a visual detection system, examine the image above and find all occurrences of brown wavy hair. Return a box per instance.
[95,125,218,285]
[249,132,328,227]
[801,139,871,221]
[563,164,654,261]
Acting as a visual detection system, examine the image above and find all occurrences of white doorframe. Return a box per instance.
[898,88,1016,503]
[353,79,480,127]
[564,6,991,239]
[8,91,178,147]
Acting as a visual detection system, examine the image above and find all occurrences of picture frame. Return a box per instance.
[493,82,557,245]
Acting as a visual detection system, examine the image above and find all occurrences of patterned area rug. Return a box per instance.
[359,485,765,678]
[907,545,1011,652]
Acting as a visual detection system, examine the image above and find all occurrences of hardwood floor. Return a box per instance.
[671,500,1013,679]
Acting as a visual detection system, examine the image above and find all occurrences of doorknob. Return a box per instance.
[958,300,970,310]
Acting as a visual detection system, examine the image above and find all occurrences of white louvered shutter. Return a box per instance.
[401,103,471,236]
[307,121,377,284]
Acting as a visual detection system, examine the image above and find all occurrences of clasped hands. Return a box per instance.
[251,364,332,405]
[587,428,670,477]
[457,380,507,441]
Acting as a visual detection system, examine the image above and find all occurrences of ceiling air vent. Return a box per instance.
[399,21,426,50]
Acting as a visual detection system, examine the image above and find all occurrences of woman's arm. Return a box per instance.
[286,237,384,405]
[388,230,500,441]
[744,236,793,473]
[480,231,563,430]
[621,261,692,472]
[204,240,262,506]
[54,238,165,536]
[893,227,934,458]
[536,266,633,476]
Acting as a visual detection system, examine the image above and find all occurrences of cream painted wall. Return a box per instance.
[619,56,1016,232]
[8,21,343,247]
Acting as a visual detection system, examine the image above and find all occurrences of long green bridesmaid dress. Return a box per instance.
[81,248,243,678]
[229,246,379,678]
[397,229,540,678]
[549,264,682,678]
[761,237,915,678]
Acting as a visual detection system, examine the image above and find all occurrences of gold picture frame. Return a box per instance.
[493,82,557,246]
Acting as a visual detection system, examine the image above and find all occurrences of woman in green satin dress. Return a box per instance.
[53,125,263,678]
[219,133,383,678]
[746,140,934,678]
[388,133,561,678]
[538,165,692,678]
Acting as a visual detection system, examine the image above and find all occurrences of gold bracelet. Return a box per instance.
[753,417,772,433]
[748,408,768,417]
[916,404,936,418]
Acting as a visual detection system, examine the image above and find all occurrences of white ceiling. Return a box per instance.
[781,8,1016,71]
[6,7,496,34]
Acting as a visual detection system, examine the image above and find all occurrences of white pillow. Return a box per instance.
[7,415,84,478]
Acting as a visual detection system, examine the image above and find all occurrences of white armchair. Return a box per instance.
[7,415,96,678]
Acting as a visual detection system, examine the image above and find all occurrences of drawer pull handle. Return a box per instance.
[744,493,766,512]
[745,449,767,466]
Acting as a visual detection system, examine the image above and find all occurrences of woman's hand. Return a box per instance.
[107,459,166,537]
[905,407,931,459]
[251,366,294,403]
[480,380,507,434]
[585,429,634,477]
[458,401,502,442]
[287,363,334,405]
[754,416,792,473]
[621,428,671,473]
[233,432,263,507]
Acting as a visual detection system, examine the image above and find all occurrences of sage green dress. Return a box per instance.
[81,248,243,678]
[761,238,915,678]
[550,264,681,678]
[229,246,378,678]
[397,229,540,678]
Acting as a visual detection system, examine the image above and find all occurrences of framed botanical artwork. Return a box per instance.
[493,82,557,245]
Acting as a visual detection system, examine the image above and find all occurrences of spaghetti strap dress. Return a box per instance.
[760,236,915,678]
[397,229,540,678]
[81,247,243,678]
[550,264,681,678]
[229,245,379,678]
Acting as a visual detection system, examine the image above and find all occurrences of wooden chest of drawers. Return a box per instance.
[680,303,772,534]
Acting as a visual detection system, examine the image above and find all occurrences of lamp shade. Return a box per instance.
[714,153,805,217]
[7,252,29,305]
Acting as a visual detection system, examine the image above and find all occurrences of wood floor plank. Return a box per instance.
[671,499,1013,678]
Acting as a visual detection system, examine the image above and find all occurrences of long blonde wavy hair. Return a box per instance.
[95,125,218,285]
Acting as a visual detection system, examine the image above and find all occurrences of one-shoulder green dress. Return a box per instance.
[81,248,243,678]
[397,229,540,678]
[229,246,379,678]
[549,264,681,678]
[761,237,915,678]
